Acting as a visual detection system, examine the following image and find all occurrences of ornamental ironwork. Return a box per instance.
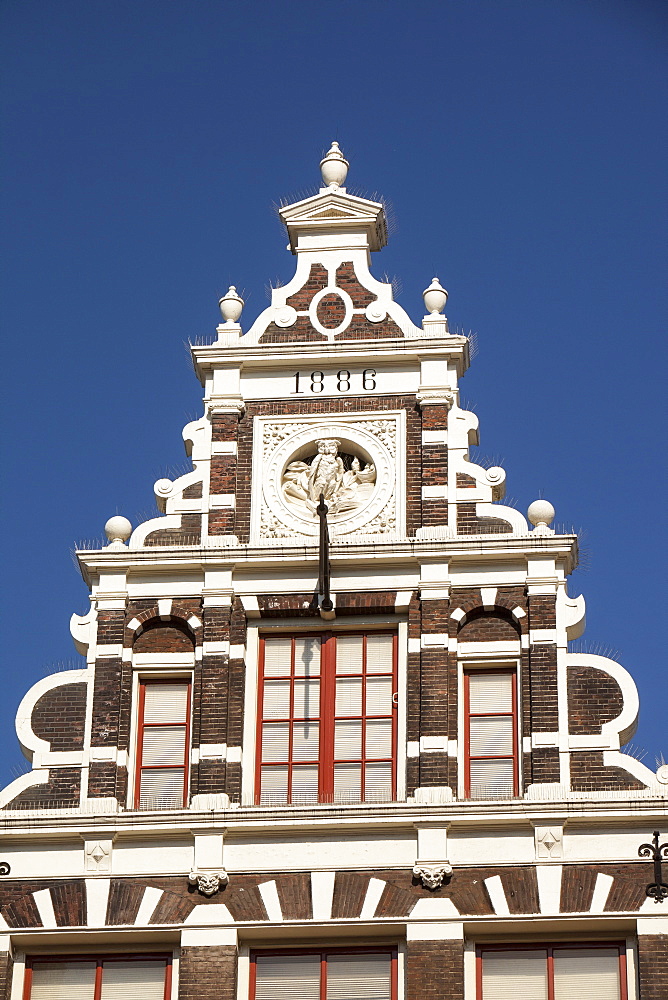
[0,862,10,876]
[638,830,668,904]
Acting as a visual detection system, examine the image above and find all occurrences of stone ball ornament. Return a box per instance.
[218,285,244,324]
[527,499,556,529]
[104,515,132,546]
[422,277,448,315]
[656,765,668,785]
[320,141,349,188]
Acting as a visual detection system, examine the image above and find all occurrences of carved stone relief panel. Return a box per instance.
[251,412,405,540]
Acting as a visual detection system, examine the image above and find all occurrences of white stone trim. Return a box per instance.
[185,903,234,925]
[420,737,448,753]
[33,888,57,928]
[450,608,466,622]
[230,644,246,660]
[483,875,510,915]
[211,441,237,455]
[239,595,261,618]
[480,587,497,608]
[135,886,163,925]
[133,652,195,666]
[530,629,557,644]
[0,770,50,808]
[422,430,448,445]
[567,652,640,747]
[421,633,448,648]
[129,515,182,549]
[201,641,231,656]
[422,485,447,499]
[458,641,521,655]
[406,741,419,758]
[258,879,283,921]
[360,877,386,919]
[589,872,614,913]
[127,617,142,632]
[602,750,657,787]
[70,605,97,656]
[209,494,236,509]
[410,897,460,919]
[475,501,528,533]
[511,606,526,620]
[536,865,562,914]
[406,920,464,941]
[85,878,111,926]
[182,927,237,947]
[311,870,336,921]
[408,638,421,654]
[15,667,90,761]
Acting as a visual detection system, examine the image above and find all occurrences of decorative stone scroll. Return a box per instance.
[188,869,229,896]
[412,862,453,890]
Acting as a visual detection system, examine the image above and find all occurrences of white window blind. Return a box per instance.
[469,673,513,713]
[480,950,548,1000]
[466,670,516,799]
[137,680,190,809]
[254,954,321,999]
[480,947,622,1000]
[326,953,392,998]
[29,963,97,1000]
[143,682,189,722]
[99,961,167,999]
[253,952,393,999]
[553,948,621,1000]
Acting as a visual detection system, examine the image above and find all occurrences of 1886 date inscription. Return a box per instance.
[293,369,377,394]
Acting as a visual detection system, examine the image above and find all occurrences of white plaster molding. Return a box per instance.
[534,826,564,860]
[475,501,528,533]
[239,595,260,618]
[602,750,657,787]
[258,880,283,921]
[406,741,419,758]
[0,770,49,808]
[422,430,448,445]
[85,878,111,926]
[360,877,386,919]
[407,638,421,654]
[567,652,640,747]
[450,608,466,622]
[484,875,510,915]
[560,591,586,640]
[15,667,90,762]
[83,839,113,873]
[70,606,97,656]
[637,916,668,934]
[185,903,234,925]
[421,633,448,648]
[183,415,211,463]
[211,441,237,456]
[33,888,57,928]
[406,921,464,941]
[589,872,614,913]
[420,737,449,753]
[135,886,163,925]
[422,485,448,499]
[209,494,236,509]
[530,629,558,644]
[536,865,563,914]
[511,606,526,620]
[182,927,237,947]
[129,514,184,548]
[480,587,497,609]
[311,870,336,921]
[410,897,460,919]
[96,643,123,657]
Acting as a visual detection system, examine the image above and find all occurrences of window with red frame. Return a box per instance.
[251,948,397,999]
[464,668,518,798]
[256,633,397,805]
[24,954,172,1000]
[134,679,191,809]
[477,943,627,999]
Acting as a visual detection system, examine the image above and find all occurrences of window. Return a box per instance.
[134,679,191,809]
[464,668,518,798]
[24,955,172,1000]
[477,944,627,1000]
[251,948,397,999]
[256,632,397,805]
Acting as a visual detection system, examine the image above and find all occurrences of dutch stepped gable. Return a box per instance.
[1,143,666,1000]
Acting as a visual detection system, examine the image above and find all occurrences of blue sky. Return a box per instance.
[1,0,666,785]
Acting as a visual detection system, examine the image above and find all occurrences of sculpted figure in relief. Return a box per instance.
[282,438,376,516]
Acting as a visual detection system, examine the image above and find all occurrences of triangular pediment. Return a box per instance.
[279,188,387,251]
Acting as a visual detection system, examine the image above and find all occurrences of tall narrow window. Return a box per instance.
[251,949,397,999]
[464,668,518,798]
[24,955,172,1000]
[477,944,626,1000]
[135,680,191,809]
[256,633,396,805]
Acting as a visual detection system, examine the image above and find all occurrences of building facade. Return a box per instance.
[1,144,666,999]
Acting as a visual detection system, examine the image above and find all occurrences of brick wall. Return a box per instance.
[638,934,668,999]
[178,945,237,1000]
[30,682,87,751]
[567,663,624,734]
[406,939,464,1000]
[570,751,646,791]
[0,951,12,999]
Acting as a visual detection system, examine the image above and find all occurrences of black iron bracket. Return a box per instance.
[317,493,334,618]
[638,830,668,903]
